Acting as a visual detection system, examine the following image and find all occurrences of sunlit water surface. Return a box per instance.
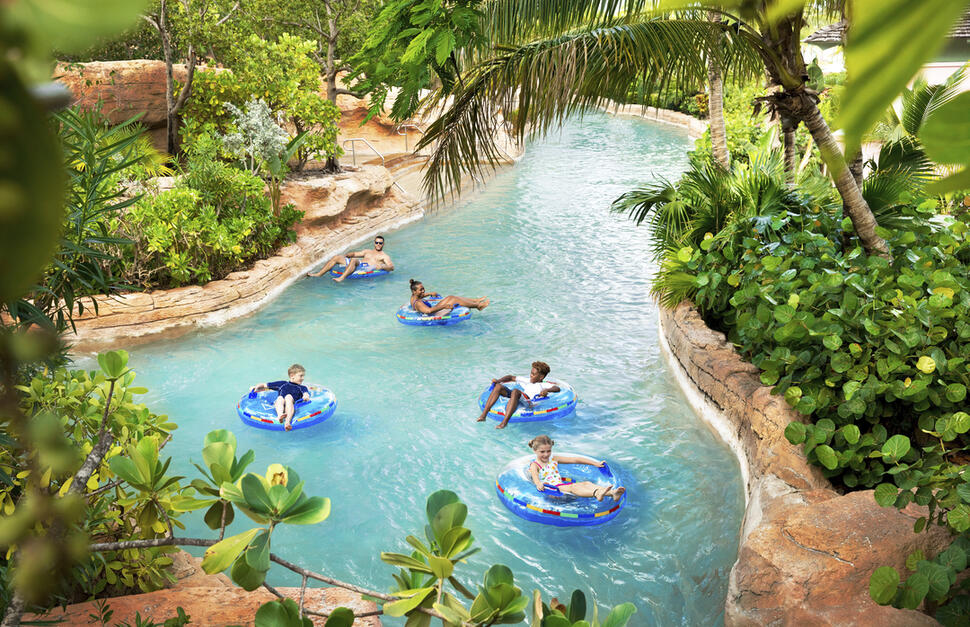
[84,113,744,625]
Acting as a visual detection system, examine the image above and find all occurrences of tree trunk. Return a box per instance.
[707,12,728,169]
[782,126,796,183]
[323,0,342,173]
[797,96,888,255]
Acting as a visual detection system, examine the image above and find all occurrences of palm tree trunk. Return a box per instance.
[708,65,729,169]
[798,97,888,255]
[782,126,796,183]
[707,11,728,169]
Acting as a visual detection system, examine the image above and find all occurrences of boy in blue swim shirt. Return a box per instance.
[250,364,310,431]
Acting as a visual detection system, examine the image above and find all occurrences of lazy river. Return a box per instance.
[108,112,745,625]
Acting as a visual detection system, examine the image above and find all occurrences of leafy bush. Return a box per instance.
[640,172,970,618]
[181,33,341,168]
[2,354,180,604]
[111,134,302,288]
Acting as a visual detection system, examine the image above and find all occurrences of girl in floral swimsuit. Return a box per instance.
[527,435,626,501]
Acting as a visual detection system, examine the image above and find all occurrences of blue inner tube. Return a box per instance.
[328,262,389,279]
[237,385,337,431]
[495,454,626,526]
[397,297,471,326]
[478,379,577,422]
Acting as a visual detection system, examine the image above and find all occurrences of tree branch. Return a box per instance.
[69,379,116,496]
[215,1,240,26]
[86,536,450,622]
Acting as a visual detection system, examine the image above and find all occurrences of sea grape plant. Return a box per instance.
[382,491,637,626]
[184,429,255,536]
[532,589,636,627]
[200,464,331,591]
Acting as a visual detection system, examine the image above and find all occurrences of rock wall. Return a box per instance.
[66,166,421,351]
[603,103,709,140]
[659,302,951,626]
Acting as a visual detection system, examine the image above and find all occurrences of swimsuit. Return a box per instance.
[531,459,564,486]
[267,381,309,401]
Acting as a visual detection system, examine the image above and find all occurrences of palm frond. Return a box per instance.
[484,0,662,46]
[419,16,763,201]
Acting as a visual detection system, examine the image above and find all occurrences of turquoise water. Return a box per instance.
[99,113,744,625]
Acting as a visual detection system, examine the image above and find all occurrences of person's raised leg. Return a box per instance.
[334,258,359,282]
[282,394,296,431]
[274,396,285,420]
[497,389,523,429]
[477,384,510,422]
[442,295,488,310]
[307,254,345,278]
[562,481,605,500]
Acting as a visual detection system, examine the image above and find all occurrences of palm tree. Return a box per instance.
[417,0,890,254]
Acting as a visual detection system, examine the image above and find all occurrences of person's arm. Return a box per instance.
[346,250,364,259]
[493,374,515,384]
[529,463,545,491]
[250,382,268,392]
[554,454,604,467]
[383,255,395,271]
[412,298,434,314]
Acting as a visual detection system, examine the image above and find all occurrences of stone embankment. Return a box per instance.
[659,302,951,625]
[66,166,420,350]
[24,550,381,626]
[603,103,708,140]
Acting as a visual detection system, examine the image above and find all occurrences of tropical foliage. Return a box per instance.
[181,33,342,169]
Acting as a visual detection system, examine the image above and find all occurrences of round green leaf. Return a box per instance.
[815,445,838,470]
[945,383,967,403]
[874,483,898,507]
[784,421,807,445]
[869,566,900,605]
[951,412,970,434]
[947,504,970,533]
[823,335,843,351]
[831,352,853,373]
[841,424,861,445]
[898,573,929,610]
[882,435,911,462]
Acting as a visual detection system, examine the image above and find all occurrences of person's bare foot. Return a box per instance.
[477,298,490,310]
[611,486,626,501]
[333,276,345,283]
[496,421,508,429]
[476,415,487,422]
[593,487,606,501]
[284,417,293,431]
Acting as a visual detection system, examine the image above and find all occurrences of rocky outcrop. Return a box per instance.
[24,550,380,626]
[65,166,421,350]
[659,302,952,625]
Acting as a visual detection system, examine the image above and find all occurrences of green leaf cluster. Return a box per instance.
[181,33,342,167]
[347,0,484,121]
[201,463,330,591]
[649,164,970,612]
[532,589,636,627]
[870,537,970,622]
[110,133,303,289]
[2,351,180,601]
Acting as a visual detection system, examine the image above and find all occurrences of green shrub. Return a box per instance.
[181,33,341,168]
[3,358,180,603]
[111,133,302,289]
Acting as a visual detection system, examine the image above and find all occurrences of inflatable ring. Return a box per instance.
[478,379,577,422]
[329,262,389,279]
[495,454,626,526]
[237,385,337,431]
[397,297,471,326]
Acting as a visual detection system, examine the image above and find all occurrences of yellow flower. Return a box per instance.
[266,464,288,487]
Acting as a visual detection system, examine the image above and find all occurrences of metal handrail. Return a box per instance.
[395,123,426,153]
[341,137,406,194]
